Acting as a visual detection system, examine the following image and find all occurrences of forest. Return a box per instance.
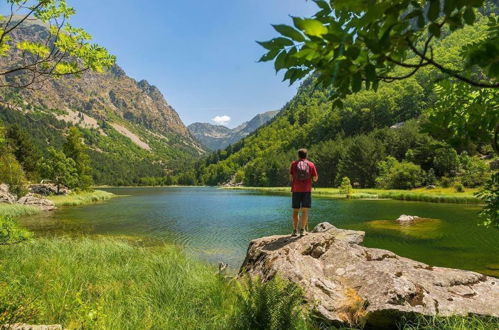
[193,12,497,194]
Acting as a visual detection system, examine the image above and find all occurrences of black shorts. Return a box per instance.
[292,192,312,209]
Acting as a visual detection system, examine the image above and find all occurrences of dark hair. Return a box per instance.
[298,148,307,159]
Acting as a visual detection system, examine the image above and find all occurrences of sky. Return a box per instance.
[55,0,318,128]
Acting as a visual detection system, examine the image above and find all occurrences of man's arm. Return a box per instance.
[312,164,318,182]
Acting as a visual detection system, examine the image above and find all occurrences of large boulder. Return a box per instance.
[240,223,499,328]
[29,183,71,196]
[0,183,17,204]
[17,193,56,211]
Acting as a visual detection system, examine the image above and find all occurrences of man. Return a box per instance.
[289,148,318,237]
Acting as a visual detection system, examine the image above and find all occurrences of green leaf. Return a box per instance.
[365,64,376,82]
[351,72,362,92]
[346,46,360,60]
[274,51,288,72]
[295,19,328,37]
[463,7,476,25]
[428,0,440,21]
[429,23,441,37]
[258,48,280,62]
[272,24,305,42]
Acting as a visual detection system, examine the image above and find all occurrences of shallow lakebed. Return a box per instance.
[20,187,499,277]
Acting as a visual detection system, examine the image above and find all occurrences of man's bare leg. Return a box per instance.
[292,208,299,235]
[301,208,309,232]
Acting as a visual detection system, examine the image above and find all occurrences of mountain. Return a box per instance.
[0,18,205,185]
[188,110,279,150]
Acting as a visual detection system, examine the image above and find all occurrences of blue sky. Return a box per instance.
[61,0,316,128]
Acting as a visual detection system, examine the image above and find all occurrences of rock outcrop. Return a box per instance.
[2,324,62,330]
[0,184,17,204]
[17,193,56,211]
[240,223,499,328]
[29,184,71,196]
[395,215,420,223]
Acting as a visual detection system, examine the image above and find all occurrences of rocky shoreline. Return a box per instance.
[240,223,499,328]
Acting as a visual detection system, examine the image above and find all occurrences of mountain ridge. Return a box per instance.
[0,19,205,185]
[188,110,279,150]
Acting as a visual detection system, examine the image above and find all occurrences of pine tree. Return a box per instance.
[63,127,93,190]
[6,125,41,181]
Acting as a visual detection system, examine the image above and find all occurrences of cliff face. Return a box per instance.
[0,18,205,184]
[1,20,191,139]
[188,110,279,150]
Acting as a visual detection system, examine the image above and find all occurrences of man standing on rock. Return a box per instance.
[289,148,318,237]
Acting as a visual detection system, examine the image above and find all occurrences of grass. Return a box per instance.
[399,315,499,330]
[1,235,496,329]
[0,203,41,218]
[225,187,481,204]
[48,190,115,207]
[0,237,311,329]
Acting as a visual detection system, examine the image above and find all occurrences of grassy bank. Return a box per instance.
[0,203,41,218]
[0,237,309,329]
[48,190,115,207]
[225,187,480,204]
[0,237,497,329]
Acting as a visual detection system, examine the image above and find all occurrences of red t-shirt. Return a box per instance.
[290,159,317,192]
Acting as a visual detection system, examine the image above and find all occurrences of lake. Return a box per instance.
[20,187,499,277]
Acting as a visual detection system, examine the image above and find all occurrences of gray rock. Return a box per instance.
[29,183,71,196]
[240,223,499,328]
[17,193,56,211]
[2,325,62,330]
[312,222,335,233]
[396,214,420,223]
[0,183,17,204]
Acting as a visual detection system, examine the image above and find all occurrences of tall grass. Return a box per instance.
[0,203,41,218]
[48,190,115,207]
[399,315,499,330]
[0,237,311,329]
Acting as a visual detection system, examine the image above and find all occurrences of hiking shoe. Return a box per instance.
[300,229,306,237]
[291,229,298,237]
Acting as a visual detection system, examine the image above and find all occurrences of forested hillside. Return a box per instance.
[0,18,205,186]
[195,14,497,188]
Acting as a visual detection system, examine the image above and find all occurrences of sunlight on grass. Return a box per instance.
[225,187,480,204]
[0,237,311,329]
[367,219,443,239]
[0,204,41,218]
[48,190,115,207]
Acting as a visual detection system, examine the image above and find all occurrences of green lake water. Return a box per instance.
[20,187,499,277]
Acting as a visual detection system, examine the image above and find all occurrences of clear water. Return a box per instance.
[20,187,499,276]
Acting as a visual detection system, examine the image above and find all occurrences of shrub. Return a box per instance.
[454,182,465,193]
[0,216,31,245]
[0,152,28,198]
[339,177,353,197]
[230,276,310,330]
[440,176,455,188]
[458,154,491,187]
[376,157,423,189]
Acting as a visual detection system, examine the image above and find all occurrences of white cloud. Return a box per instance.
[212,115,231,125]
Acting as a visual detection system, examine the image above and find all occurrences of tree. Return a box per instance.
[337,135,385,187]
[258,0,498,104]
[5,124,40,180]
[63,127,92,190]
[39,147,78,193]
[476,172,499,228]
[376,156,424,189]
[0,0,115,90]
[339,176,352,197]
[424,80,499,153]
[0,152,28,197]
